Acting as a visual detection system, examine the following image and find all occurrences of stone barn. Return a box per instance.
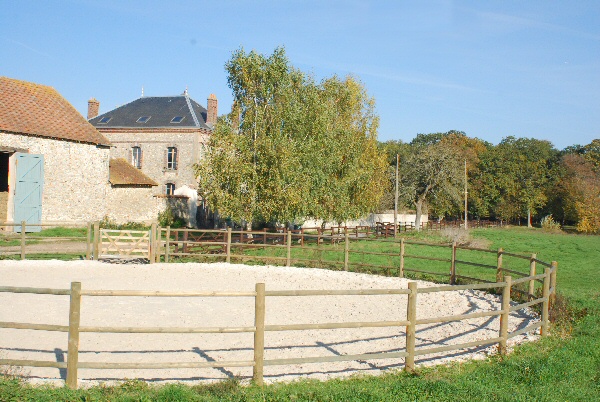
[0,77,160,230]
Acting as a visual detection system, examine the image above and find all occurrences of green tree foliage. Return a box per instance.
[472,137,558,225]
[549,145,600,232]
[195,47,386,226]
[438,132,491,219]
[398,141,463,229]
[377,140,411,211]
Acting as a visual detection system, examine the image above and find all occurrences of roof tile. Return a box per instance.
[0,77,111,146]
[109,158,158,186]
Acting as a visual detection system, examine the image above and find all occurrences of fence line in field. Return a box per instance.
[1,222,558,310]
[0,261,556,389]
[150,227,556,302]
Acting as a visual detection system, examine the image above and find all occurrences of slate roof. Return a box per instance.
[89,95,211,129]
[0,77,111,146]
[109,158,158,186]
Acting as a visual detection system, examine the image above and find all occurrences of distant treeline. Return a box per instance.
[379,131,600,233]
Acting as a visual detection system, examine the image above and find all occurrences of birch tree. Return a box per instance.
[195,47,386,226]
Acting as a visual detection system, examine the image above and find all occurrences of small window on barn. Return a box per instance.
[131,146,142,169]
[165,182,176,196]
[136,116,151,123]
[170,116,184,123]
[166,147,178,170]
[98,116,111,124]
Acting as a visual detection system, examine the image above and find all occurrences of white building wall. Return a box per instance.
[301,213,428,229]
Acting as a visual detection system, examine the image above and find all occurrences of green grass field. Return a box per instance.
[2,227,599,401]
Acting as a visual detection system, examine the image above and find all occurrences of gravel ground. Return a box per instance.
[0,260,539,387]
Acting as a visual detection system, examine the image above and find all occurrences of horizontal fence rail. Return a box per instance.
[2,222,558,389]
[0,261,557,389]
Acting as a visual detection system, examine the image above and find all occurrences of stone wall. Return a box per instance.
[0,192,7,222]
[105,186,164,223]
[0,132,111,223]
[102,130,204,196]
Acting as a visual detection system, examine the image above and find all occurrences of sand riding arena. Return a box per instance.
[0,257,557,389]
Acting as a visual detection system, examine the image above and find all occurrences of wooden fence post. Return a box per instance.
[66,282,82,389]
[405,281,417,372]
[165,226,171,263]
[226,227,232,263]
[85,222,92,260]
[300,228,305,247]
[528,254,537,300]
[550,261,558,307]
[183,230,189,254]
[20,221,26,260]
[263,228,267,246]
[93,222,100,260]
[286,230,292,267]
[399,238,405,278]
[541,267,550,337]
[496,248,504,282]
[499,275,511,355]
[150,223,156,264]
[450,241,457,285]
[253,283,266,386]
[156,226,162,263]
[344,228,349,271]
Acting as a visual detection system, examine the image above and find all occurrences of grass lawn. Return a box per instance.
[1,227,599,401]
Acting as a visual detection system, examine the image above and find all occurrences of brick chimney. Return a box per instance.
[87,98,100,120]
[207,94,218,126]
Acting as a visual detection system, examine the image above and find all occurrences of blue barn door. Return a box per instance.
[13,153,44,233]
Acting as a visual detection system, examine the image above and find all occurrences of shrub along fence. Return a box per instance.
[0,265,556,389]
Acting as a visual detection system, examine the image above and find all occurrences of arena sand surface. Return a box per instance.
[0,260,539,387]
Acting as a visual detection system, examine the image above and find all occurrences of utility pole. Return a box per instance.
[394,154,399,237]
[464,159,468,230]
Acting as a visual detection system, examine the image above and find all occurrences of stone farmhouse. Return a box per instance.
[0,76,163,230]
[88,90,217,227]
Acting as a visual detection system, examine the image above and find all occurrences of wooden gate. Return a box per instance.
[13,153,44,233]
[100,229,151,259]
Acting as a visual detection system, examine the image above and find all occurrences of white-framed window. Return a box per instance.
[131,146,142,169]
[166,147,178,170]
[165,182,176,196]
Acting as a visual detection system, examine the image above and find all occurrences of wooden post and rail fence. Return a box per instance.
[0,263,556,389]
[1,222,559,389]
[3,223,558,305]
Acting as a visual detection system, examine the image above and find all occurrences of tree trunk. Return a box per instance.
[527,208,532,228]
[414,200,423,231]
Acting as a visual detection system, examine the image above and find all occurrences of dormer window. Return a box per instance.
[170,116,184,123]
[98,116,111,124]
[136,116,151,123]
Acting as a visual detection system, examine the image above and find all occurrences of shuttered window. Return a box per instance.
[131,146,142,169]
[166,147,178,170]
[165,182,175,195]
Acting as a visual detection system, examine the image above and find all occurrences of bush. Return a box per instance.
[99,215,149,230]
[157,206,186,228]
[441,227,476,246]
[540,215,562,232]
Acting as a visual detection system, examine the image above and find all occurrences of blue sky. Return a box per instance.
[2,0,598,149]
